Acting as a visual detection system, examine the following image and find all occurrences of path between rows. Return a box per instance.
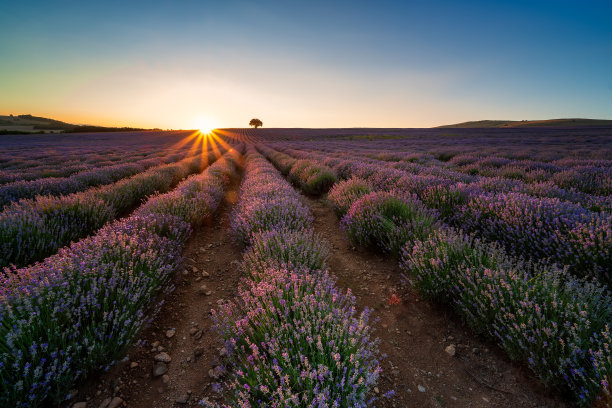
[300,194,566,408]
[77,171,244,408]
[76,174,566,408]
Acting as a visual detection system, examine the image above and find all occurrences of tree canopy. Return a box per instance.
[249,118,263,128]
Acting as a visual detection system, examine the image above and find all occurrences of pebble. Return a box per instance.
[191,266,198,272]
[130,361,139,369]
[162,374,170,384]
[152,341,160,347]
[152,362,168,377]
[107,397,124,408]
[194,330,203,340]
[194,347,204,357]
[165,329,176,339]
[73,403,87,408]
[208,366,222,379]
[201,270,210,278]
[98,397,111,408]
[189,327,199,335]
[176,393,190,404]
[417,385,426,392]
[198,285,212,296]
[154,352,172,363]
[445,344,456,357]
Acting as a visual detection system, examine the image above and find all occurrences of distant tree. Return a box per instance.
[249,118,263,128]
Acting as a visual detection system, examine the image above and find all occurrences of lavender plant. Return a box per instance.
[327,177,372,216]
[341,191,439,255]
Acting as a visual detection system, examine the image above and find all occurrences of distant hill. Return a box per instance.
[436,118,612,128]
[0,114,154,134]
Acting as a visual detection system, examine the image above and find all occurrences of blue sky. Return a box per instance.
[1,0,610,128]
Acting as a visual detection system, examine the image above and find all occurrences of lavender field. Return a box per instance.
[0,128,610,407]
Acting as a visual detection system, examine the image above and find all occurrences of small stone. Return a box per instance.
[191,266,198,273]
[445,344,456,357]
[208,366,222,379]
[194,330,203,340]
[152,362,168,377]
[130,361,139,369]
[165,329,176,338]
[417,385,426,393]
[98,398,112,408]
[374,387,379,394]
[189,327,198,335]
[107,397,124,408]
[194,347,204,357]
[73,402,87,408]
[152,341,160,348]
[162,374,170,384]
[482,397,490,402]
[154,352,172,363]
[176,393,190,404]
[201,270,210,278]
[198,285,209,295]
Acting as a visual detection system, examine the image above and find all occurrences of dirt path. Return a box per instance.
[302,194,567,408]
[74,173,244,408]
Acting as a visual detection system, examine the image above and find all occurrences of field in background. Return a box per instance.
[0,127,610,408]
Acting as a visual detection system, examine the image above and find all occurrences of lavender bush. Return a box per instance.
[401,228,611,406]
[341,191,439,255]
[327,177,372,216]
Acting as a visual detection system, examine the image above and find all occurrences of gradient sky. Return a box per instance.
[1,0,611,128]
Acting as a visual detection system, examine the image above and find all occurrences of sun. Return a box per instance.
[193,117,218,135]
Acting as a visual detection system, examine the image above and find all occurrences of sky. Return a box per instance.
[1,0,611,128]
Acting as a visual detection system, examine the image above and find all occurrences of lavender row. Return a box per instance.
[273,146,611,285]
[353,147,611,196]
[354,149,611,211]
[0,148,223,269]
[257,146,338,195]
[283,145,611,212]
[323,176,612,406]
[0,146,242,407]
[0,146,204,208]
[209,147,381,407]
[0,149,167,185]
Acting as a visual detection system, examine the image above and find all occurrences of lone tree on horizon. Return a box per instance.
[249,118,263,128]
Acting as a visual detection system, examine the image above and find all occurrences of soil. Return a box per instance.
[73,171,245,408]
[301,194,568,408]
[73,177,569,408]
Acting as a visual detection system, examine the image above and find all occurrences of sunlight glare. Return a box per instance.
[193,117,218,135]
